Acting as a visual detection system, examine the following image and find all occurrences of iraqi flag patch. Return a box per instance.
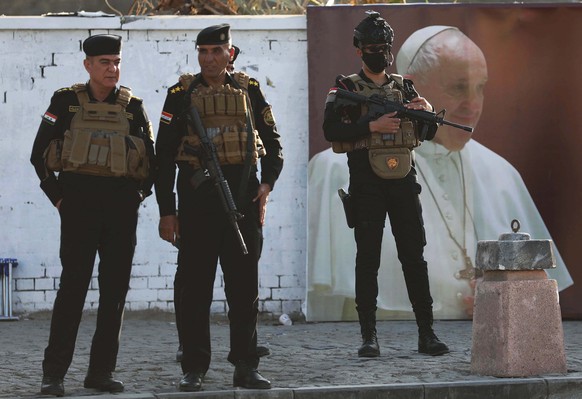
[160,111,173,125]
[42,111,57,125]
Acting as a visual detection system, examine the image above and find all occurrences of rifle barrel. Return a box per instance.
[438,119,474,133]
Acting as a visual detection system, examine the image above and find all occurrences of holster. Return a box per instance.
[338,188,355,229]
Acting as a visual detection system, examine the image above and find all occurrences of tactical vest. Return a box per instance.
[44,84,149,180]
[175,72,266,169]
[331,74,419,154]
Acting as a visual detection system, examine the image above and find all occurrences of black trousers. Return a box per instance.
[42,183,139,378]
[349,162,433,317]
[176,179,262,374]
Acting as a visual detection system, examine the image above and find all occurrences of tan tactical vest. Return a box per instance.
[331,74,419,154]
[175,72,266,169]
[45,84,149,180]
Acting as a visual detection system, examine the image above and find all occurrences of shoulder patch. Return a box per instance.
[249,79,259,87]
[42,111,57,125]
[160,111,173,125]
[262,106,276,127]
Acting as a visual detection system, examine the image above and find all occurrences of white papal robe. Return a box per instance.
[307,141,573,321]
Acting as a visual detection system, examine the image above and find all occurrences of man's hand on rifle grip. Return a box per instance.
[369,112,399,134]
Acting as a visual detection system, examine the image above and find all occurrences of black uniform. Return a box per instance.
[30,84,155,379]
[155,73,283,374]
[323,71,437,322]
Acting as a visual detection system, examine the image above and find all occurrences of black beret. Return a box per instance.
[197,24,231,46]
[83,34,122,56]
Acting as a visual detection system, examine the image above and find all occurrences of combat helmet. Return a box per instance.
[353,11,394,48]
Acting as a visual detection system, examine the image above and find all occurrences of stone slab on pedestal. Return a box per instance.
[471,270,567,377]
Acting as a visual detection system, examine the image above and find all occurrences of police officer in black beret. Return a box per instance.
[323,11,449,358]
[31,34,155,396]
[172,39,272,364]
[155,24,283,391]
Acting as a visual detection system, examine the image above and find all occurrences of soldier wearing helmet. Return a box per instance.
[322,11,448,358]
[353,11,394,74]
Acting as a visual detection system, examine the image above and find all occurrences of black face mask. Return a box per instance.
[362,52,389,73]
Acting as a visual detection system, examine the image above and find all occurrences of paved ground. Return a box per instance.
[1,311,582,398]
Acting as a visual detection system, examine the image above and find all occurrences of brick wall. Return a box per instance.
[0,16,307,319]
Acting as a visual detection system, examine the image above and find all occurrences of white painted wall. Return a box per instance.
[0,15,308,317]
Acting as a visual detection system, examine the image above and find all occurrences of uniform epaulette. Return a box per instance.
[54,86,76,96]
[168,83,185,95]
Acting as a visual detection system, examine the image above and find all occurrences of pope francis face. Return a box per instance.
[410,34,488,151]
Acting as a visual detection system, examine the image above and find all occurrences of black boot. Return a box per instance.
[179,371,205,392]
[416,315,449,356]
[83,370,124,392]
[233,360,271,389]
[40,376,64,397]
[357,310,380,357]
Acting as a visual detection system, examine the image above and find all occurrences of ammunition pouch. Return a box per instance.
[44,138,63,171]
[365,119,415,179]
[61,128,149,180]
[368,147,412,179]
[43,84,149,180]
[368,121,418,149]
[176,78,266,169]
[330,74,420,155]
[176,126,265,169]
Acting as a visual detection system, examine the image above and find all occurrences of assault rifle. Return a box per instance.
[331,87,474,133]
[183,107,248,255]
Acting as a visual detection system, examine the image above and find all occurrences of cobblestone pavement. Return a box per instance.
[1,311,582,398]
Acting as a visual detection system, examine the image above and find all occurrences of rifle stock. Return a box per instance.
[184,107,249,255]
[332,87,474,133]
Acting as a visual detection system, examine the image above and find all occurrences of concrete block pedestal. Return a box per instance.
[470,270,566,376]
[470,220,567,377]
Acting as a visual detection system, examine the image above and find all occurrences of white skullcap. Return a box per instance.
[396,25,460,74]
